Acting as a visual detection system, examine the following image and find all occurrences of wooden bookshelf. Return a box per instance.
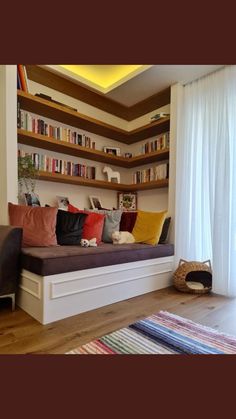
[18,129,169,168]
[18,90,170,193]
[127,149,169,168]
[37,171,169,191]
[17,90,170,144]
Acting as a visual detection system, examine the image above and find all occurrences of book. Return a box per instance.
[17,99,21,128]
[17,71,21,90]
[23,66,29,92]
[18,149,97,180]
[17,65,28,92]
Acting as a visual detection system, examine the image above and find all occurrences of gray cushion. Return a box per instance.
[87,209,122,242]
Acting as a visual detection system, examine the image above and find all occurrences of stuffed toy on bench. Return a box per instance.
[80,238,97,247]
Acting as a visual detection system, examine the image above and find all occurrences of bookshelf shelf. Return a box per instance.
[17,89,170,193]
[37,171,169,191]
[17,90,170,144]
[17,129,169,168]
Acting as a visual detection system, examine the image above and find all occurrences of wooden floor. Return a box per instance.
[0,287,236,354]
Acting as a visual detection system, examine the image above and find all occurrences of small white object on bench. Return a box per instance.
[80,238,97,247]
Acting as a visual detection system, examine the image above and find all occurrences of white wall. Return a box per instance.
[0,65,18,224]
[168,83,184,243]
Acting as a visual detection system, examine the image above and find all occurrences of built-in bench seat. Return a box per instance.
[21,243,174,276]
[17,243,174,324]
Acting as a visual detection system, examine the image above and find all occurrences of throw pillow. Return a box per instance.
[132,210,167,245]
[67,203,80,213]
[67,205,105,244]
[120,211,137,232]
[159,217,171,244]
[88,209,122,243]
[8,203,58,247]
[56,210,88,245]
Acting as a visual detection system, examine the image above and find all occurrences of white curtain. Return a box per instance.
[175,65,236,296]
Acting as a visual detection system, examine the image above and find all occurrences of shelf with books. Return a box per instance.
[133,163,169,184]
[17,129,169,168]
[36,171,168,191]
[17,90,170,144]
[17,90,170,193]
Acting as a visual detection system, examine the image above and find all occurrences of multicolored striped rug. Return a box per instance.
[67,311,236,354]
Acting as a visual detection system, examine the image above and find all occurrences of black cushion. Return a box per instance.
[56,210,88,245]
[158,217,171,244]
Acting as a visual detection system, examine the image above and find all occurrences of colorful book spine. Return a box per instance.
[133,163,168,184]
[141,132,170,154]
[18,149,96,180]
[18,111,96,149]
[17,65,28,92]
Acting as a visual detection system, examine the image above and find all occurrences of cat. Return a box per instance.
[112,231,135,244]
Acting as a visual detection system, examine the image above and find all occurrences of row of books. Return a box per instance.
[17,65,29,92]
[141,132,170,154]
[133,164,169,184]
[18,150,96,179]
[18,109,95,148]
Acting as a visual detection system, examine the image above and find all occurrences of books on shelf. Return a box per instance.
[18,109,96,149]
[133,163,169,184]
[18,149,96,179]
[141,132,170,154]
[17,65,29,93]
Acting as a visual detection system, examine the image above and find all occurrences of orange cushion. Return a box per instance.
[67,205,105,244]
[8,203,58,247]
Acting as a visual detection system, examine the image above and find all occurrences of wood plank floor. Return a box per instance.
[0,287,236,354]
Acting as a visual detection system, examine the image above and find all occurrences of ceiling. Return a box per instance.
[58,65,151,93]
[44,65,224,106]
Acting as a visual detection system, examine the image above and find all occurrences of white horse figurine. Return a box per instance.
[103,166,120,183]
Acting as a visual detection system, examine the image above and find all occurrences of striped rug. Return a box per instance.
[67,311,236,354]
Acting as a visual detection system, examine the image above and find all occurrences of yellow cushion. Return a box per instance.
[132,210,167,245]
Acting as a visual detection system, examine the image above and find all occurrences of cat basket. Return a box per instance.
[174,259,212,294]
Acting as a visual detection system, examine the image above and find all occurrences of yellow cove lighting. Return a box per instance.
[58,65,151,93]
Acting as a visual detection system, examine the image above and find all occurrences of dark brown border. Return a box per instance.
[25,65,170,121]
[0,355,235,415]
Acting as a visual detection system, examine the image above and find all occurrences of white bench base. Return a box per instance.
[17,256,174,324]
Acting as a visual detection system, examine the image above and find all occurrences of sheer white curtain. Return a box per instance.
[175,65,236,296]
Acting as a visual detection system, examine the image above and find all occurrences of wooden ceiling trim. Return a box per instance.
[127,88,170,120]
[25,66,171,122]
[25,65,128,120]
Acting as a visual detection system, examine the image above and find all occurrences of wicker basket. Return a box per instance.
[173,259,212,294]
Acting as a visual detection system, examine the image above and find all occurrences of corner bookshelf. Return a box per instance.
[18,129,169,168]
[17,90,170,143]
[17,90,170,192]
[37,171,169,192]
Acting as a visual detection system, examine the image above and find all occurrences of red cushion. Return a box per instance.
[68,205,105,244]
[67,203,80,213]
[8,203,58,247]
[120,211,137,232]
